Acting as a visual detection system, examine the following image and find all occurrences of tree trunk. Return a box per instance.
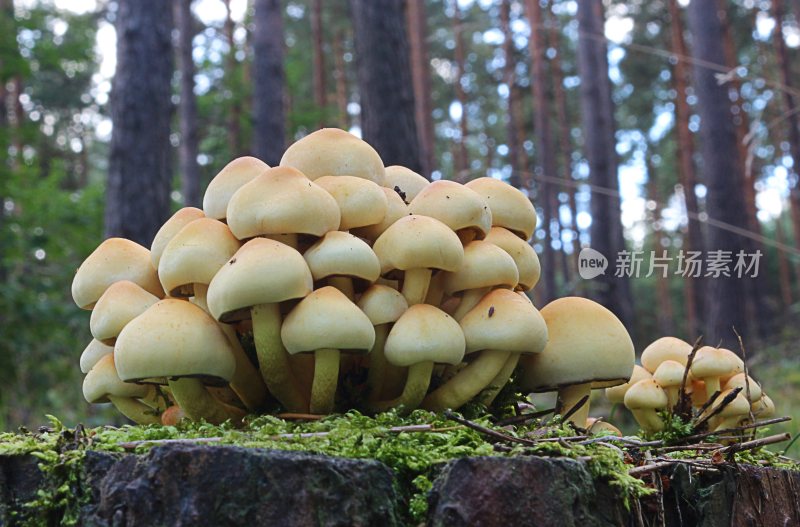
[686,0,748,347]
[105,0,174,246]
[775,216,793,307]
[311,0,327,128]
[499,0,522,189]
[332,30,350,129]
[350,0,420,171]
[452,0,469,180]
[224,0,243,157]
[575,0,634,331]
[176,0,201,207]
[406,0,435,179]
[525,0,556,303]
[646,151,675,336]
[252,0,285,165]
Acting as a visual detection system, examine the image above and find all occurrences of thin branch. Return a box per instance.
[713,432,791,456]
[444,411,539,446]
[674,416,791,445]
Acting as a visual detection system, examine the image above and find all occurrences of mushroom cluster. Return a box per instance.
[74,128,564,424]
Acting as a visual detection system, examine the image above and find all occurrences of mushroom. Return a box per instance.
[150,207,205,268]
[315,175,388,231]
[408,180,492,243]
[483,227,541,291]
[707,389,751,431]
[83,354,162,425]
[586,418,622,437]
[207,238,313,412]
[422,289,547,412]
[624,379,669,434]
[80,339,114,374]
[384,165,429,202]
[303,231,380,300]
[89,281,160,345]
[652,360,688,409]
[350,186,408,242]
[202,156,269,221]
[605,364,652,405]
[722,373,762,403]
[464,177,537,240]
[690,346,743,399]
[640,336,693,373]
[751,394,775,419]
[281,286,375,414]
[519,297,634,426]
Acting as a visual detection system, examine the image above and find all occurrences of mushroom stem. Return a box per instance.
[556,382,592,427]
[252,302,309,412]
[310,348,340,414]
[422,350,511,412]
[630,408,665,434]
[107,396,161,425]
[193,284,270,411]
[402,268,432,305]
[665,387,679,410]
[139,386,169,412]
[264,233,299,250]
[453,287,490,321]
[168,378,246,425]
[370,361,434,414]
[366,324,391,401]
[328,276,355,301]
[704,377,721,399]
[477,353,520,407]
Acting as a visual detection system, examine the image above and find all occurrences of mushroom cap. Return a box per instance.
[691,346,742,381]
[384,304,465,366]
[158,218,242,297]
[315,175,388,231]
[460,289,548,355]
[586,418,622,436]
[442,240,519,295]
[90,281,160,345]
[408,180,492,239]
[150,207,205,268]
[203,156,270,220]
[464,177,537,240]
[226,166,341,240]
[751,394,775,418]
[357,284,408,326]
[80,339,114,374]
[303,231,381,283]
[710,389,751,418]
[373,215,464,275]
[605,365,652,404]
[641,336,693,373]
[624,379,668,411]
[83,353,151,404]
[207,238,313,323]
[350,187,408,241]
[722,373,762,403]
[519,297,634,392]
[115,299,236,385]
[652,360,688,389]
[72,238,164,310]
[718,348,745,383]
[281,286,375,355]
[384,165,429,202]
[484,227,540,291]
[279,128,386,185]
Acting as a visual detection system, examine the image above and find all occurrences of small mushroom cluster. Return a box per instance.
[609,337,775,435]
[74,128,567,424]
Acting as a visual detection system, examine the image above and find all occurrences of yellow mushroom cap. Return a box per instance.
[206,238,313,323]
[115,299,236,384]
[710,388,751,418]
[279,128,386,185]
[640,336,693,373]
[484,227,540,291]
[519,296,634,392]
[83,353,150,404]
[384,304,465,366]
[384,165,429,202]
[722,373,762,403]
[281,286,375,355]
[691,346,741,381]
[90,281,160,345]
[605,364,652,404]
[150,207,205,268]
[751,394,775,418]
[350,187,408,241]
[460,289,548,355]
[408,180,492,240]
[315,175,388,231]
[80,339,114,374]
[373,215,464,275]
[226,166,341,240]
[303,231,380,284]
[586,418,622,436]
[465,177,537,240]
[624,379,668,411]
[203,156,270,220]
[652,360,688,390]
[72,238,164,310]
[442,240,519,295]
[357,284,408,326]
[158,218,241,296]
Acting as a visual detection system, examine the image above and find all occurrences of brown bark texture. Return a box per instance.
[252,0,285,165]
[176,0,201,207]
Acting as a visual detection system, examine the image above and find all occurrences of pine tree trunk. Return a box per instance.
[311,0,327,128]
[452,0,469,180]
[406,0,435,179]
[105,0,174,246]
[252,0,285,165]
[686,0,748,347]
[350,0,420,171]
[176,0,201,207]
[499,0,522,189]
[332,30,350,129]
[223,0,243,157]
[646,151,675,336]
[576,0,634,330]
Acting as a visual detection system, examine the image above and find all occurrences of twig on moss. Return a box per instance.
[118,437,223,449]
[495,406,556,426]
[444,411,538,446]
[276,413,326,421]
[713,432,791,457]
[670,416,790,445]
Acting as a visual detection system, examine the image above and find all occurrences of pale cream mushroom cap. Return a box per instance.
[158,218,241,296]
[460,289,547,355]
[640,336,693,373]
[484,227,540,291]
[384,165,429,202]
[150,207,205,268]
[303,231,380,283]
[605,365,652,404]
[80,339,114,374]
[279,128,386,185]
[751,394,775,418]
[90,281,160,345]
[442,240,519,295]
[709,388,751,419]
[315,175,388,231]
[83,353,151,404]
[351,187,408,241]
[585,418,622,436]
[408,180,492,240]
[465,177,537,240]
[624,379,668,411]
[226,166,341,240]
[72,238,163,310]
[384,304,465,367]
[691,346,741,382]
[652,360,687,390]
[115,299,236,384]
[357,284,408,326]
[281,286,375,355]
[520,297,634,392]
[722,373,762,403]
[207,238,313,323]
[203,156,269,220]
[373,215,463,276]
